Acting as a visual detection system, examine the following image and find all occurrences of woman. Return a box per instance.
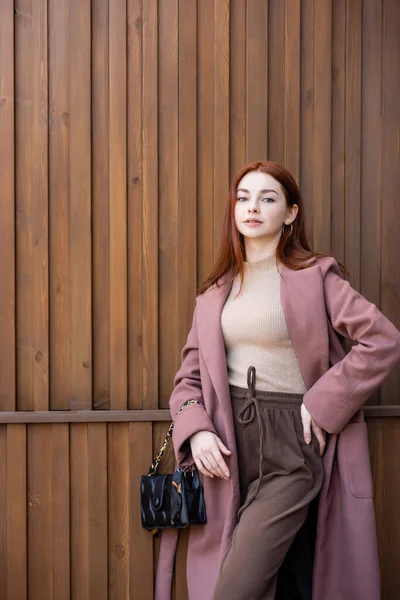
[155,161,400,600]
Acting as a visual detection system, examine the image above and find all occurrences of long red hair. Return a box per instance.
[197,160,348,296]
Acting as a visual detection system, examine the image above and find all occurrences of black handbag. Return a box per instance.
[140,400,207,534]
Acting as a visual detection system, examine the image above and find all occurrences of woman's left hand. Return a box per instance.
[300,403,327,456]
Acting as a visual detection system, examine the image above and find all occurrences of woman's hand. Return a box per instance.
[189,431,232,480]
[300,403,327,456]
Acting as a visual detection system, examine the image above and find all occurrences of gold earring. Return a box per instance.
[282,222,293,238]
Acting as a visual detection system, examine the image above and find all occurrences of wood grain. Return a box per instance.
[15,0,49,411]
[0,0,16,411]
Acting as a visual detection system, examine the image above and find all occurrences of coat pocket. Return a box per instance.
[340,421,374,499]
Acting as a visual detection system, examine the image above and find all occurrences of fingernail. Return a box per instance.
[225,471,230,477]
[305,437,311,444]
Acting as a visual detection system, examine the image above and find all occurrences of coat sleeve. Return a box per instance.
[302,257,400,434]
[170,303,218,468]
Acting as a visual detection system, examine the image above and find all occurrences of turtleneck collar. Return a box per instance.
[243,253,279,275]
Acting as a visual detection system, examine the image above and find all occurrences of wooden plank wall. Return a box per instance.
[0,0,399,598]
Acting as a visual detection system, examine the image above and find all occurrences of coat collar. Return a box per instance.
[195,261,329,405]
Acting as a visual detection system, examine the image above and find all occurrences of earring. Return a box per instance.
[282,222,293,238]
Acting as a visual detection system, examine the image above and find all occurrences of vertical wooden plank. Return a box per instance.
[313,0,332,254]
[15,0,49,411]
[0,0,16,411]
[299,0,314,242]
[229,0,246,180]
[88,424,108,600]
[142,0,159,409]
[0,425,27,600]
[369,418,400,598]
[92,0,110,410]
[69,0,92,410]
[344,0,362,287]
[179,0,198,348]
[108,424,130,598]
[381,0,400,403]
[246,0,268,162]
[0,426,6,598]
[109,0,128,410]
[268,0,285,165]
[197,0,214,286]
[49,0,71,410]
[213,0,230,259]
[361,0,382,306]
[360,0,382,407]
[127,0,144,409]
[130,422,153,599]
[27,425,52,599]
[70,424,89,599]
[52,425,70,600]
[331,0,346,265]
[284,0,300,182]
[159,0,179,409]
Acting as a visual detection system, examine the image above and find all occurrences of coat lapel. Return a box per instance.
[196,261,330,399]
[196,271,234,413]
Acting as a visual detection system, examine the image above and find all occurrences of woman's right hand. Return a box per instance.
[189,431,232,480]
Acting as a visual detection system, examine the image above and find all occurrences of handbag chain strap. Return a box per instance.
[147,399,202,475]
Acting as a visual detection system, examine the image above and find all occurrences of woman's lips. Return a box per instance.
[245,221,262,226]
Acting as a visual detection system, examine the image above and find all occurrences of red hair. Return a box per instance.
[197,160,348,296]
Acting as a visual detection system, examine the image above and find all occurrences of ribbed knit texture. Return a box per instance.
[221,253,307,393]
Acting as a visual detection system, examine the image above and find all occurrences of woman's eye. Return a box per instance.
[237,197,247,202]
[262,197,275,203]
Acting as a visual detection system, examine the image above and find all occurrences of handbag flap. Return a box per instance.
[151,474,168,511]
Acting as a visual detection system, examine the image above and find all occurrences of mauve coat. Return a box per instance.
[155,256,400,600]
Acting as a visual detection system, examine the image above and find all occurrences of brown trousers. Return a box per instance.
[213,366,324,600]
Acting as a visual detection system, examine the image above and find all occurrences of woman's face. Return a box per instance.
[234,170,298,245]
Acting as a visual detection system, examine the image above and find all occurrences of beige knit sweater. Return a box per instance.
[221,253,307,393]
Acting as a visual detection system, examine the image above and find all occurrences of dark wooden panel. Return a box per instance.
[0,425,27,600]
[92,0,111,411]
[88,424,108,599]
[15,0,49,411]
[330,0,346,265]
[130,422,153,599]
[368,418,400,599]
[142,0,159,410]
[49,0,71,411]
[109,0,128,410]
[159,0,179,410]
[299,0,315,242]
[268,0,285,166]
[0,0,16,411]
[69,0,92,410]
[345,0,362,288]
[213,0,230,260]
[229,0,246,179]
[246,0,268,162]
[360,0,383,407]
[381,0,400,404]
[284,0,300,182]
[313,0,332,254]
[127,0,144,410]
[197,0,215,285]
[179,0,198,351]
[52,425,70,600]
[108,423,130,598]
[27,425,53,599]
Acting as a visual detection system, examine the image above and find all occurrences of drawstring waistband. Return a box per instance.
[233,366,304,521]
[236,366,264,520]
